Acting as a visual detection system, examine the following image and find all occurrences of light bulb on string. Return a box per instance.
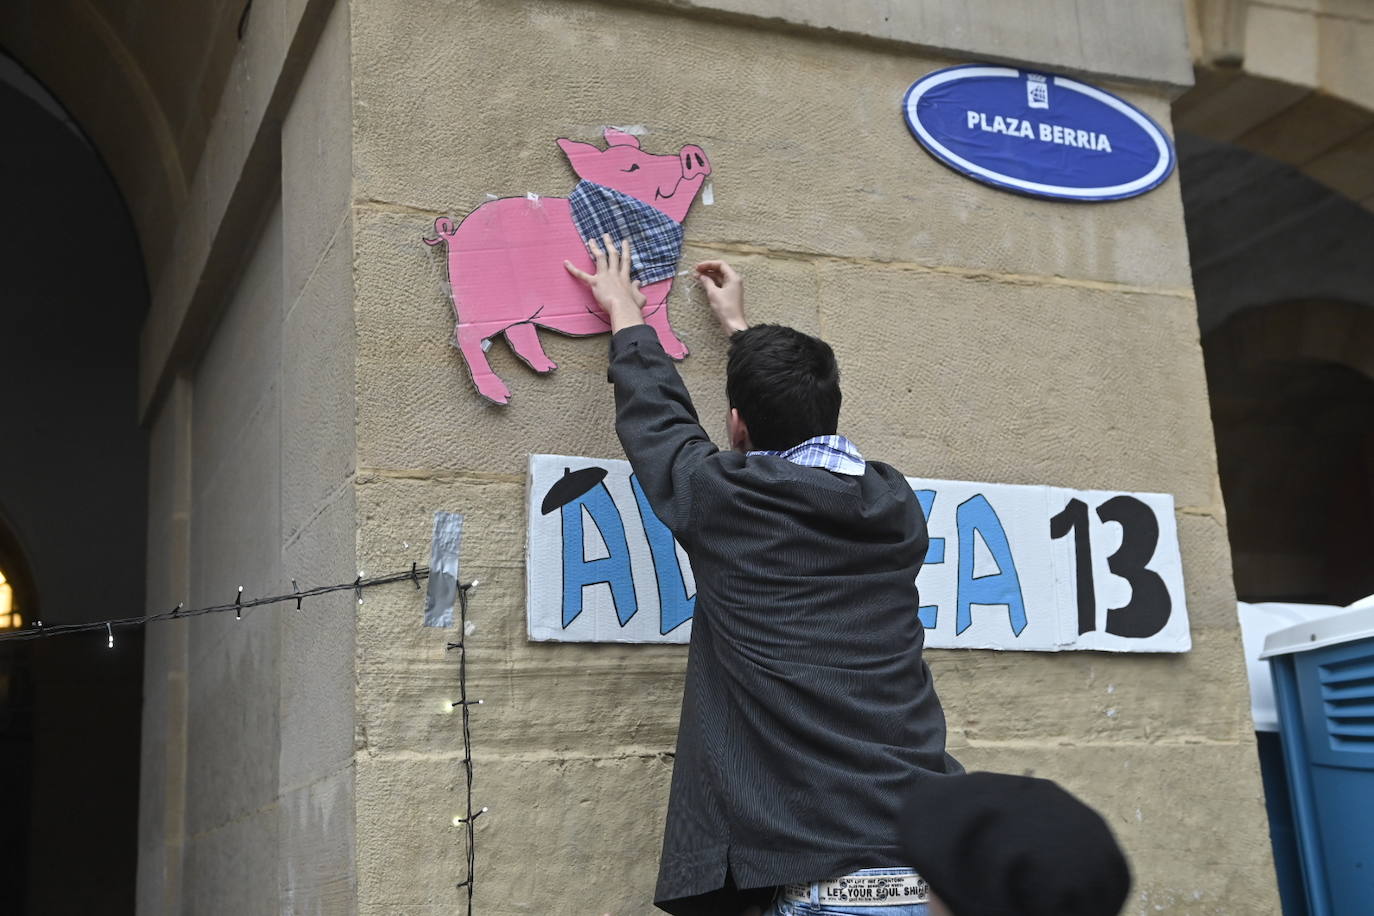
[451,806,488,826]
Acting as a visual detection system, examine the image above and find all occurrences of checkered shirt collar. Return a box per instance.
[568,180,684,286]
[748,435,867,476]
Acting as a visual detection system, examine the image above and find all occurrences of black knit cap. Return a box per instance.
[899,772,1131,916]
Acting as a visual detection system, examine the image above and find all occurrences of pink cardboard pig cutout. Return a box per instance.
[425,128,712,404]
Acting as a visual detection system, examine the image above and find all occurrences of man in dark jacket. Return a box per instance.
[567,238,961,915]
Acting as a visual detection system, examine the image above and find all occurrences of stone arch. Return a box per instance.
[1180,0,1374,211]
[1205,299,1374,604]
[0,2,242,278]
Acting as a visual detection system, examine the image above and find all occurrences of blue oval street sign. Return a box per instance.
[902,64,1175,202]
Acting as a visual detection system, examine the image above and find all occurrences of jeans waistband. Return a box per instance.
[783,868,930,908]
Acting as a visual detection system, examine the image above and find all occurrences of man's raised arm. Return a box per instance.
[565,236,721,535]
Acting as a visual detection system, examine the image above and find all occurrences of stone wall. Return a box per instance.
[348,1,1275,913]
[119,0,1299,912]
[136,1,358,913]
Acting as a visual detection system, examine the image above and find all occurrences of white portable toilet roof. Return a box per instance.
[1261,602,1374,659]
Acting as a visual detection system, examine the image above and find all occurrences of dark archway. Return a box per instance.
[0,54,148,914]
[1204,302,1374,603]
[1181,130,1374,604]
[0,510,38,909]
[0,509,38,624]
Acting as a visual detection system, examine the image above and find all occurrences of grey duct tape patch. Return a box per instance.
[423,511,463,627]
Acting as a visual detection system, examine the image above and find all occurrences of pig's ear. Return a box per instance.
[557,138,600,164]
[603,127,641,148]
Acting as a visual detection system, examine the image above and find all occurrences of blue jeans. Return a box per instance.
[763,868,931,916]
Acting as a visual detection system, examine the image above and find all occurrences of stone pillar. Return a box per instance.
[136,377,192,916]
[136,1,359,913]
[347,1,1276,913]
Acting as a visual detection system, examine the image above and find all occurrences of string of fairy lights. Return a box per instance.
[0,564,432,643]
[448,582,485,910]
[0,563,487,908]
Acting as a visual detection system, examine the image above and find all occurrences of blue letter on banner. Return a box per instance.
[631,475,696,634]
[955,494,1027,636]
[913,489,945,630]
[560,483,638,627]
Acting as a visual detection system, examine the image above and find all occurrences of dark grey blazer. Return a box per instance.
[608,326,962,916]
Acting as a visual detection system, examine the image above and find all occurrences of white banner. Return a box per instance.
[527,454,1190,652]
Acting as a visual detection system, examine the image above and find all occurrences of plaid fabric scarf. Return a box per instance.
[568,180,684,285]
[749,435,867,476]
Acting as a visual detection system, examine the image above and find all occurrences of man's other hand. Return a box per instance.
[564,234,647,332]
[695,260,747,335]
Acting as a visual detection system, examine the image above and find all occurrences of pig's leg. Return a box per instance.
[641,279,688,359]
[503,322,557,373]
[456,323,511,404]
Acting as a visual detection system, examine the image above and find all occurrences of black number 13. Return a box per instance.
[1049,495,1171,639]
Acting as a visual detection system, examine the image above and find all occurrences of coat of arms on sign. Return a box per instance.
[424,128,713,404]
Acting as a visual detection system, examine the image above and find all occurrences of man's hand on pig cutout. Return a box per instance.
[424,127,712,404]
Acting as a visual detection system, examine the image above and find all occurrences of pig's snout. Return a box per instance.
[680,145,711,180]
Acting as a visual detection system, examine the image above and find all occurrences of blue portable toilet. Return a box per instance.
[1263,606,1374,916]
[1240,602,1348,915]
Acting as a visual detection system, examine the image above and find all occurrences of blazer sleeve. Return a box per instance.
[608,325,719,536]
